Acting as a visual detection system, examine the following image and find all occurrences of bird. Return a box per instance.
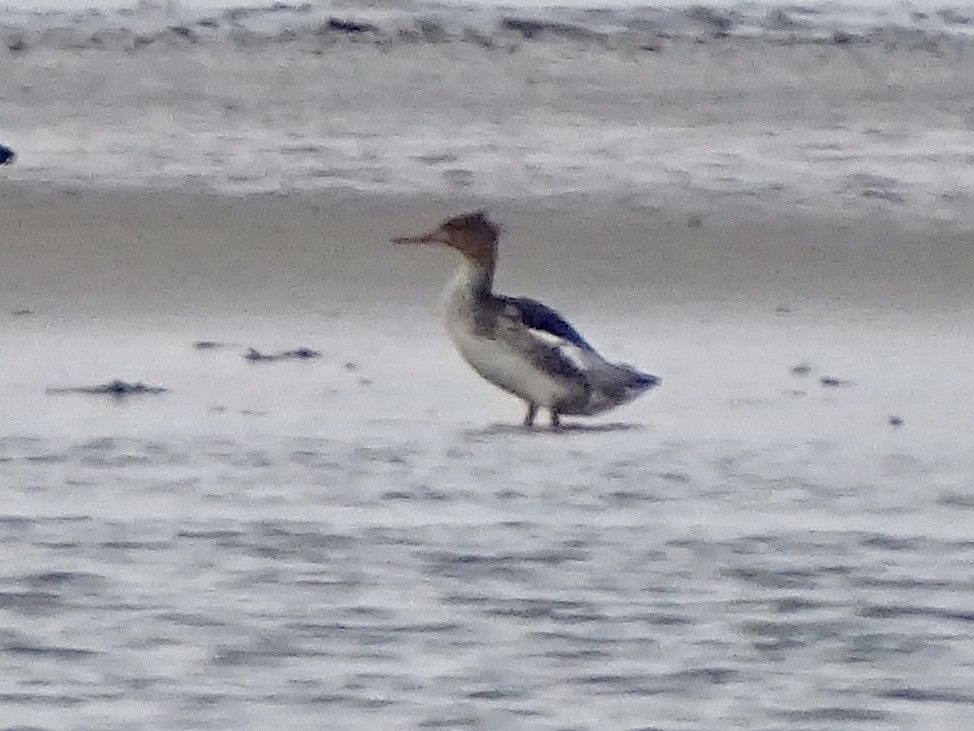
[391,211,660,428]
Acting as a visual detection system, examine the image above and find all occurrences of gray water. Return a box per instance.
[2,310,973,730]
[3,431,974,730]
[4,0,974,225]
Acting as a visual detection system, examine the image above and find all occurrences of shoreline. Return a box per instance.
[1,180,972,319]
[3,24,974,211]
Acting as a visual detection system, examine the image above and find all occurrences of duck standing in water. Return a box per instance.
[392,211,660,428]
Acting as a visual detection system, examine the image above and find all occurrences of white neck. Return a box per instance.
[445,254,494,305]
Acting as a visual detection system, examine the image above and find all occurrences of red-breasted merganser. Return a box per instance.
[392,211,660,428]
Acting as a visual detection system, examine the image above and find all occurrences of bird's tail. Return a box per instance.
[579,361,660,415]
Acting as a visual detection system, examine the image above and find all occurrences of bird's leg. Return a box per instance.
[550,411,562,430]
[523,402,538,428]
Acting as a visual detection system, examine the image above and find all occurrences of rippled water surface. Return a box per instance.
[4,0,974,226]
[2,312,973,730]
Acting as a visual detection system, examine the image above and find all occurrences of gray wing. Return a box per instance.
[501,296,597,352]
[493,299,592,382]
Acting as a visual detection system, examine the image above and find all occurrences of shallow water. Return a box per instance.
[3,0,974,226]
[3,436,974,730]
[2,308,973,729]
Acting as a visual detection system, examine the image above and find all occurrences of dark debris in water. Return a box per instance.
[244,347,321,363]
[325,17,378,35]
[193,340,229,351]
[819,375,852,388]
[888,415,904,428]
[831,29,860,45]
[790,362,812,377]
[47,380,168,397]
[0,144,15,165]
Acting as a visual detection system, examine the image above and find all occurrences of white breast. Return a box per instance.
[446,316,572,408]
[440,263,576,408]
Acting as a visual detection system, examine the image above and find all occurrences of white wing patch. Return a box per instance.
[501,303,602,373]
[503,309,599,370]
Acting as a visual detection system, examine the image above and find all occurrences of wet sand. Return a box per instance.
[1,185,973,728]
[4,183,974,313]
[2,181,972,436]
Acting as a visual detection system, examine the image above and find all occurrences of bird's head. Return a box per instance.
[392,211,499,267]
